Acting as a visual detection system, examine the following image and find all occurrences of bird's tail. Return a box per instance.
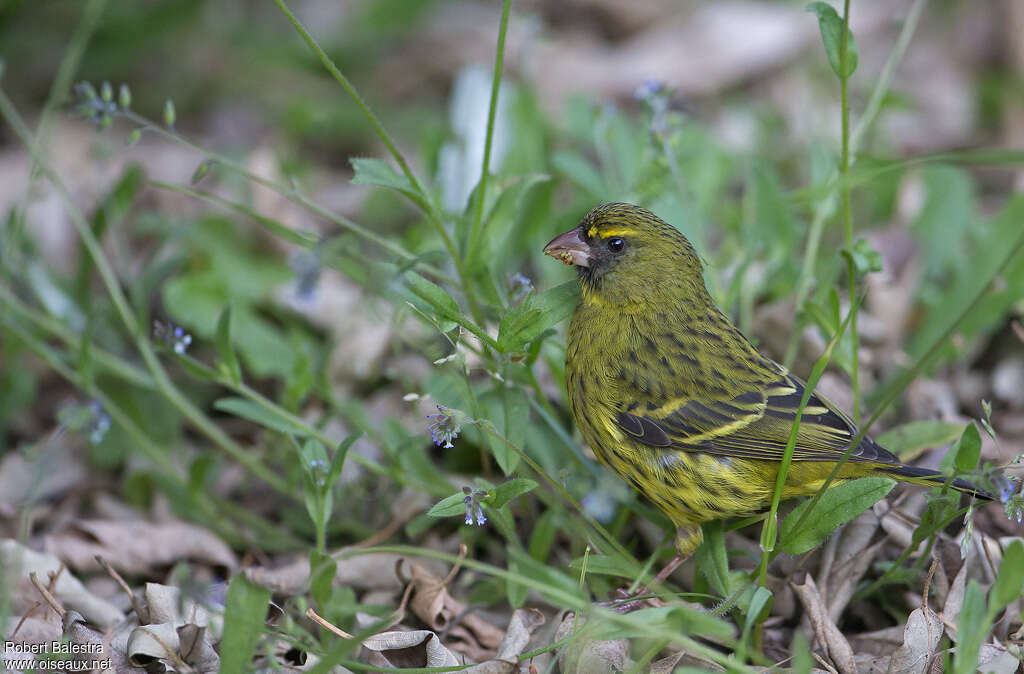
[878,464,994,501]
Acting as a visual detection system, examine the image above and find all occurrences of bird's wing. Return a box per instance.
[617,373,899,464]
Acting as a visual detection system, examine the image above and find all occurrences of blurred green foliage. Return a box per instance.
[2,0,1024,669]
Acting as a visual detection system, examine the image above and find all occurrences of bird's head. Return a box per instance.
[544,202,707,308]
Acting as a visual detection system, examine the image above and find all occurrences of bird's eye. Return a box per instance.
[608,237,626,252]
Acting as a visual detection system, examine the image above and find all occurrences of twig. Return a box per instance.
[96,555,146,623]
[922,555,938,612]
[29,572,65,619]
[305,607,353,639]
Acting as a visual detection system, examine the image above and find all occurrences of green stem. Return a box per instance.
[756,295,860,587]
[0,87,292,496]
[268,0,477,301]
[0,282,410,492]
[479,423,638,565]
[150,180,456,282]
[853,506,968,600]
[271,0,425,202]
[268,1,496,351]
[1,316,301,549]
[787,0,928,368]
[781,223,1024,547]
[839,0,860,424]
[465,0,512,267]
[29,0,108,181]
[337,545,751,671]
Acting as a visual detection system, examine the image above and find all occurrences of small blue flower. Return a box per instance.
[291,250,322,306]
[154,320,193,355]
[308,457,328,487]
[427,405,462,449]
[88,401,111,445]
[172,326,193,354]
[507,272,534,305]
[995,475,1018,504]
[462,487,487,526]
[634,78,664,101]
[73,82,119,129]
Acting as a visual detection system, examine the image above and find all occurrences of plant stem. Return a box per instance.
[780,221,1024,547]
[787,0,929,368]
[0,88,294,495]
[839,0,860,424]
[271,0,425,203]
[1,316,301,549]
[29,0,108,181]
[756,296,859,587]
[269,0,493,347]
[466,0,512,268]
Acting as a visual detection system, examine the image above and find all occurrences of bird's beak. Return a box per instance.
[543,227,591,268]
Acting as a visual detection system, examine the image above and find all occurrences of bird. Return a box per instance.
[544,202,991,582]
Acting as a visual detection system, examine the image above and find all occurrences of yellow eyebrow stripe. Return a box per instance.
[586,227,639,238]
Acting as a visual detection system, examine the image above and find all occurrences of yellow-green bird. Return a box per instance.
[545,202,990,570]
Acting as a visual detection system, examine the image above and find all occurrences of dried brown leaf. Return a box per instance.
[363,629,460,668]
[790,571,856,674]
[44,520,236,576]
[0,539,124,629]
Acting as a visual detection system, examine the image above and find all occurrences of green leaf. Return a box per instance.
[505,546,582,606]
[841,238,883,276]
[215,306,242,385]
[427,492,465,518]
[876,421,966,460]
[191,159,216,186]
[402,271,460,328]
[220,575,270,673]
[480,386,529,474]
[991,539,1024,611]
[806,2,858,78]
[326,432,361,488]
[781,477,895,554]
[954,422,981,473]
[911,491,959,549]
[350,157,429,211]
[741,587,773,645]
[506,556,529,609]
[176,354,220,381]
[213,397,308,436]
[551,151,607,198]
[309,548,337,609]
[588,604,733,641]
[953,580,988,673]
[497,280,579,352]
[568,554,643,579]
[489,478,538,509]
[695,521,731,596]
[528,510,558,562]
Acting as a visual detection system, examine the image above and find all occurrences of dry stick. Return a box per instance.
[29,572,65,619]
[922,555,939,613]
[441,543,469,588]
[96,555,146,623]
[305,608,353,639]
[7,603,45,642]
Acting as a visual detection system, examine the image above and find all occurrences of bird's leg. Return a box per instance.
[602,526,700,613]
[647,553,687,588]
[603,552,692,614]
